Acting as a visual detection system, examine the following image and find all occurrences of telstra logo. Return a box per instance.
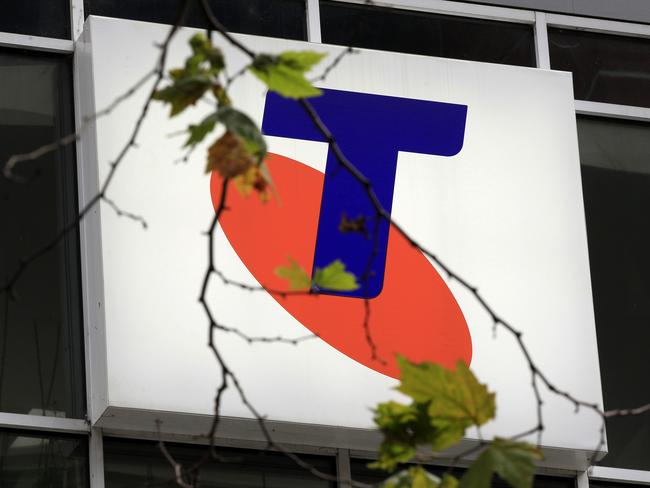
[211,88,472,378]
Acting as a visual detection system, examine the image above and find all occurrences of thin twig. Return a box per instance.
[310,46,358,83]
[103,196,148,229]
[0,1,190,296]
[605,402,650,418]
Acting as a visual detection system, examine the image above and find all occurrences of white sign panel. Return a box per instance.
[79,16,603,456]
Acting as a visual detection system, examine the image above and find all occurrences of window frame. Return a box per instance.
[0,16,90,488]
[0,31,73,53]
[318,0,539,67]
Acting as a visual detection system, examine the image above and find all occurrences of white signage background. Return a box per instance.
[78,16,603,455]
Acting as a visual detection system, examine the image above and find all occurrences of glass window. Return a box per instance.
[104,438,336,487]
[0,50,85,419]
[0,429,88,487]
[578,116,650,471]
[350,459,448,485]
[550,28,650,108]
[591,482,649,488]
[84,0,307,41]
[0,0,70,40]
[350,459,576,488]
[320,1,536,67]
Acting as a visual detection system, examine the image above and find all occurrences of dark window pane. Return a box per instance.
[104,438,336,487]
[591,482,649,488]
[84,0,307,40]
[550,28,650,108]
[350,459,449,485]
[320,1,535,67]
[0,429,88,487]
[578,116,650,470]
[0,1,70,39]
[0,50,85,418]
[350,459,575,488]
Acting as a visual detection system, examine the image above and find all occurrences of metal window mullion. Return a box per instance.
[534,12,550,69]
[306,0,322,42]
[337,448,352,487]
[546,12,650,39]
[327,0,534,24]
[575,100,650,122]
[0,412,89,434]
[70,0,85,41]
[0,32,73,53]
[589,466,650,485]
[577,470,589,488]
[89,427,106,488]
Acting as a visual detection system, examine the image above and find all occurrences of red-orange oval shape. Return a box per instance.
[211,153,472,378]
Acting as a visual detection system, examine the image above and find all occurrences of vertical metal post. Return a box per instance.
[306,0,323,43]
[337,448,352,487]
[577,470,590,488]
[89,427,106,488]
[534,11,551,69]
[70,0,85,40]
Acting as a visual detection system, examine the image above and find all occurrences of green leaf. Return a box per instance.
[275,258,311,291]
[460,453,492,488]
[440,474,460,488]
[279,50,327,71]
[154,34,225,117]
[188,33,225,73]
[185,107,266,161]
[372,359,497,473]
[381,466,441,488]
[250,51,326,99]
[185,112,219,147]
[152,75,212,117]
[216,106,267,158]
[313,259,359,291]
[460,438,542,488]
[371,402,439,471]
[397,357,496,430]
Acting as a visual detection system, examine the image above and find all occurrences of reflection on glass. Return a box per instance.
[578,116,650,471]
[349,459,575,488]
[320,1,536,67]
[0,430,88,487]
[84,0,307,40]
[104,438,336,487]
[0,0,70,39]
[591,482,649,488]
[550,28,650,107]
[0,51,84,418]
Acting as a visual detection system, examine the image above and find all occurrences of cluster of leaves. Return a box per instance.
[153,33,227,116]
[155,36,362,292]
[374,357,542,488]
[153,34,326,201]
[275,257,359,292]
[383,467,458,488]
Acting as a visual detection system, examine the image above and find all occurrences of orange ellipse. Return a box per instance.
[211,153,472,378]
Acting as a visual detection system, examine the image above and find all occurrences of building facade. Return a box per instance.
[0,0,649,486]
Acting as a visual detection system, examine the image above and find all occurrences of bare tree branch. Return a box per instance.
[0,0,191,297]
[605,402,650,418]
